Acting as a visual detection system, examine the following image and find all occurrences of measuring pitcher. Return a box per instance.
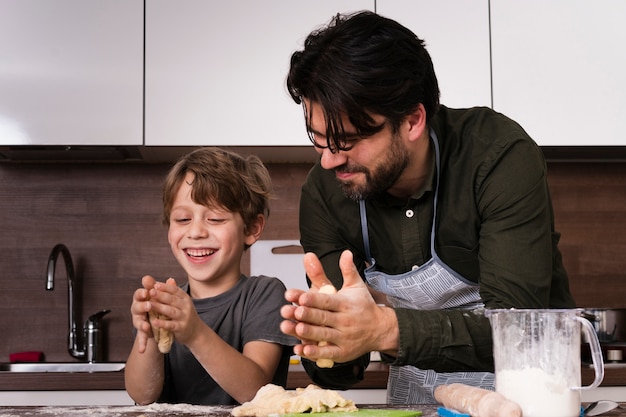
[485,309,604,417]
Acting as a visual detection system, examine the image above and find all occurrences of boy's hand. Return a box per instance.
[149,278,204,349]
[129,275,157,353]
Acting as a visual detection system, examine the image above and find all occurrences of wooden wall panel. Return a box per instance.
[0,162,308,363]
[0,160,624,363]
[547,163,626,308]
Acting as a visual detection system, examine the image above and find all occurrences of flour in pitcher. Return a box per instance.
[496,367,580,417]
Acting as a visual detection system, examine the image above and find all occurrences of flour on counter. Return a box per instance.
[0,403,232,417]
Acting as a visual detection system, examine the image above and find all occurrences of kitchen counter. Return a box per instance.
[0,363,389,391]
[1,362,625,391]
[0,405,425,417]
[0,403,625,417]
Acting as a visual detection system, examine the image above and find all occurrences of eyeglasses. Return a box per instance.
[307,131,363,153]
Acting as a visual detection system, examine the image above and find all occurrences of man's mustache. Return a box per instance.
[334,164,367,175]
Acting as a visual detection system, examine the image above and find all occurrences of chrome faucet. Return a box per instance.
[46,243,110,362]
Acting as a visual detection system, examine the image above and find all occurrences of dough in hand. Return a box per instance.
[148,278,177,354]
[316,284,337,368]
[149,311,174,354]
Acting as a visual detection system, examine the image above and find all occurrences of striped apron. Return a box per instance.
[359,130,494,404]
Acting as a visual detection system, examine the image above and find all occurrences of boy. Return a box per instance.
[126,147,295,405]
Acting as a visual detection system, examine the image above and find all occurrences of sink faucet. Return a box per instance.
[45,243,110,362]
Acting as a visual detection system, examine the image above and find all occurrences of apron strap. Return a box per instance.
[430,129,441,254]
[359,199,373,263]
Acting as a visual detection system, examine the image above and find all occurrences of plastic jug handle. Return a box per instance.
[573,315,605,390]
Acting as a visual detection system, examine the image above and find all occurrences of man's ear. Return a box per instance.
[245,214,266,246]
[405,103,428,143]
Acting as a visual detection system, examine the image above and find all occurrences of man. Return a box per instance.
[279,11,575,404]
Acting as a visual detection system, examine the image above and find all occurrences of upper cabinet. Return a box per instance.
[0,0,143,146]
[377,0,491,109]
[144,0,375,146]
[491,0,626,146]
[2,1,622,150]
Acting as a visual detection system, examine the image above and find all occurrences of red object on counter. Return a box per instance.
[9,351,44,363]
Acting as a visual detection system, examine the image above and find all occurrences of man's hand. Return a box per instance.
[280,250,399,364]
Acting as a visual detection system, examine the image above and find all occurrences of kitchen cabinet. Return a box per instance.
[4,1,620,151]
[144,0,374,146]
[0,0,143,146]
[491,0,626,146]
[376,0,491,108]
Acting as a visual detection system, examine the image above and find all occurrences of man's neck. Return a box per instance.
[386,132,434,199]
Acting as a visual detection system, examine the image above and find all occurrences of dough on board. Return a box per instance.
[231,384,357,417]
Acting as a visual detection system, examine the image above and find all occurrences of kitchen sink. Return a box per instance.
[0,362,125,373]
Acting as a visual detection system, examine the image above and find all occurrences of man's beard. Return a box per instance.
[336,139,409,201]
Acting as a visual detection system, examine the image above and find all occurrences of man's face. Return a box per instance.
[306,101,409,201]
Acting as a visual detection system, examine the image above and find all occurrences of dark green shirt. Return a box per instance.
[299,106,575,381]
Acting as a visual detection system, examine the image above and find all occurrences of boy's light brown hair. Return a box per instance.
[162,147,272,238]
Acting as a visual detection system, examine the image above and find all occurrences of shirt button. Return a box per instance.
[405,209,414,218]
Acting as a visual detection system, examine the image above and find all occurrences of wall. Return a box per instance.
[545,162,626,306]
[0,160,624,363]
[0,162,305,363]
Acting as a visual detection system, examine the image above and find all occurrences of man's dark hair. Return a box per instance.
[287,10,440,151]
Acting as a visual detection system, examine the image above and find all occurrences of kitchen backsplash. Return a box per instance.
[0,160,624,363]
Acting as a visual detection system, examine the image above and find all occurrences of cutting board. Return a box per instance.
[283,410,422,417]
[250,239,308,291]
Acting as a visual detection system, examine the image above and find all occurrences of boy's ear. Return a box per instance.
[245,214,266,245]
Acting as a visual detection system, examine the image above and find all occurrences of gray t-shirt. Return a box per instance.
[158,275,296,405]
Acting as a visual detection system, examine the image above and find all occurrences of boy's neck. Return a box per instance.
[188,273,242,299]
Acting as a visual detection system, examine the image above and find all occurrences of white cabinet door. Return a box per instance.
[145,1,374,146]
[0,0,143,146]
[491,1,626,146]
[377,0,492,108]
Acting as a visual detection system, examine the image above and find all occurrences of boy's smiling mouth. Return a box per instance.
[185,248,216,258]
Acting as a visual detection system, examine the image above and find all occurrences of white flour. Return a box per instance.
[0,403,232,417]
[496,367,580,417]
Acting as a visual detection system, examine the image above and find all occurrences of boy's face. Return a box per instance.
[167,172,256,292]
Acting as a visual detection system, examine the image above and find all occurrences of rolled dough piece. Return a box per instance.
[149,311,174,354]
[434,383,522,417]
[316,284,337,368]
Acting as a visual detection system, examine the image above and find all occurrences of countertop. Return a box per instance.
[0,404,475,417]
[0,363,389,391]
[0,403,625,417]
[0,362,625,391]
